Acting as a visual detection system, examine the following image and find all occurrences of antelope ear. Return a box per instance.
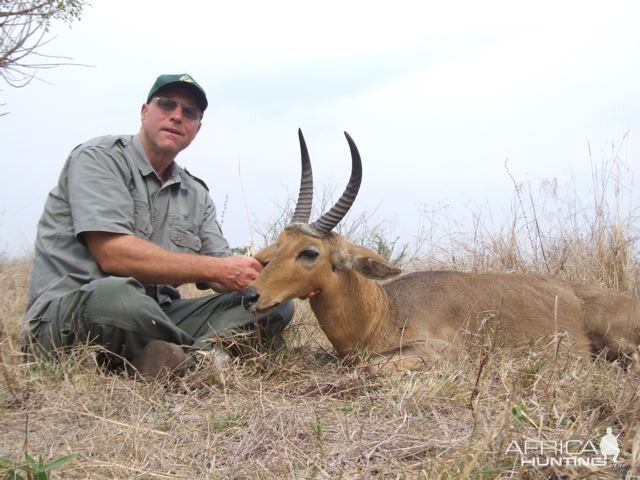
[333,242,402,280]
[253,243,277,266]
[353,255,402,280]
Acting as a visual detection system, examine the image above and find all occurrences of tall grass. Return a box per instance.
[413,139,639,296]
[1,140,638,478]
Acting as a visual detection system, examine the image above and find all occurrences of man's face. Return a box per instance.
[140,86,202,158]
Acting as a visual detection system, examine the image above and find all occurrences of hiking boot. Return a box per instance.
[193,346,232,367]
[131,340,189,380]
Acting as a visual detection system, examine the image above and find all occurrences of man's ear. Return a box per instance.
[141,103,149,122]
[332,241,401,280]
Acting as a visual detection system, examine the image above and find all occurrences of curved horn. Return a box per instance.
[310,131,362,234]
[291,128,314,224]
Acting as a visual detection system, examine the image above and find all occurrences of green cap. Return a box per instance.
[146,73,208,112]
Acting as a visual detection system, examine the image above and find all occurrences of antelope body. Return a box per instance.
[243,131,640,372]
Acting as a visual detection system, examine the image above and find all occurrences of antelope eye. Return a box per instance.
[297,249,319,262]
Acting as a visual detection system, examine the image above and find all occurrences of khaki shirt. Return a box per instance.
[25,134,231,328]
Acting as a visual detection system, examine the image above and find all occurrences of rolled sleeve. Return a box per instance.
[67,144,135,238]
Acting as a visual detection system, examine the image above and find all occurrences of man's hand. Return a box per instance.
[213,256,262,292]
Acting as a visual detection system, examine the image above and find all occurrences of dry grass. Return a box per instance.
[2,148,640,479]
[2,265,640,478]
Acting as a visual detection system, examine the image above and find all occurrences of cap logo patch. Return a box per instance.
[179,74,194,83]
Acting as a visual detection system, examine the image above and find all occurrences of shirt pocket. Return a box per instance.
[170,222,202,252]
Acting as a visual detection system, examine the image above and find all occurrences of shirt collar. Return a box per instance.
[132,134,184,188]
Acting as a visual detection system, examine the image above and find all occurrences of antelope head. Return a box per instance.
[242,129,401,315]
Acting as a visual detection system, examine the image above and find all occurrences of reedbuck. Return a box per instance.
[243,130,640,373]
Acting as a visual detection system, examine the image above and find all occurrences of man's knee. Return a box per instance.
[277,300,295,324]
[85,276,148,321]
[84,276,191,351]
[260,300,295,337]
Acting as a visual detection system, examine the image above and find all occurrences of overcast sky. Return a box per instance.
[1,0,639,257]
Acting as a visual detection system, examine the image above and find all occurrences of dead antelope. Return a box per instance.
[243,130,640,373]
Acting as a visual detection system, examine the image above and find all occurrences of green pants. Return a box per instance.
[27,276,294,369]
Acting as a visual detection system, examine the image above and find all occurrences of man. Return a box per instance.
[22,73,294,377]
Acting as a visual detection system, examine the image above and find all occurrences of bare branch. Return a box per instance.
[0,0,88,89]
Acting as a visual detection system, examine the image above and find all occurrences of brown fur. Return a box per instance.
[249,228,640,373]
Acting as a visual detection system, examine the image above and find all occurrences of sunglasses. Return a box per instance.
[152,96,202,122]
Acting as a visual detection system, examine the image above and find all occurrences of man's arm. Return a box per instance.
[83,231,261,292]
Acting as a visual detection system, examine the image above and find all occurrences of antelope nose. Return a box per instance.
[242,286,260,310]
